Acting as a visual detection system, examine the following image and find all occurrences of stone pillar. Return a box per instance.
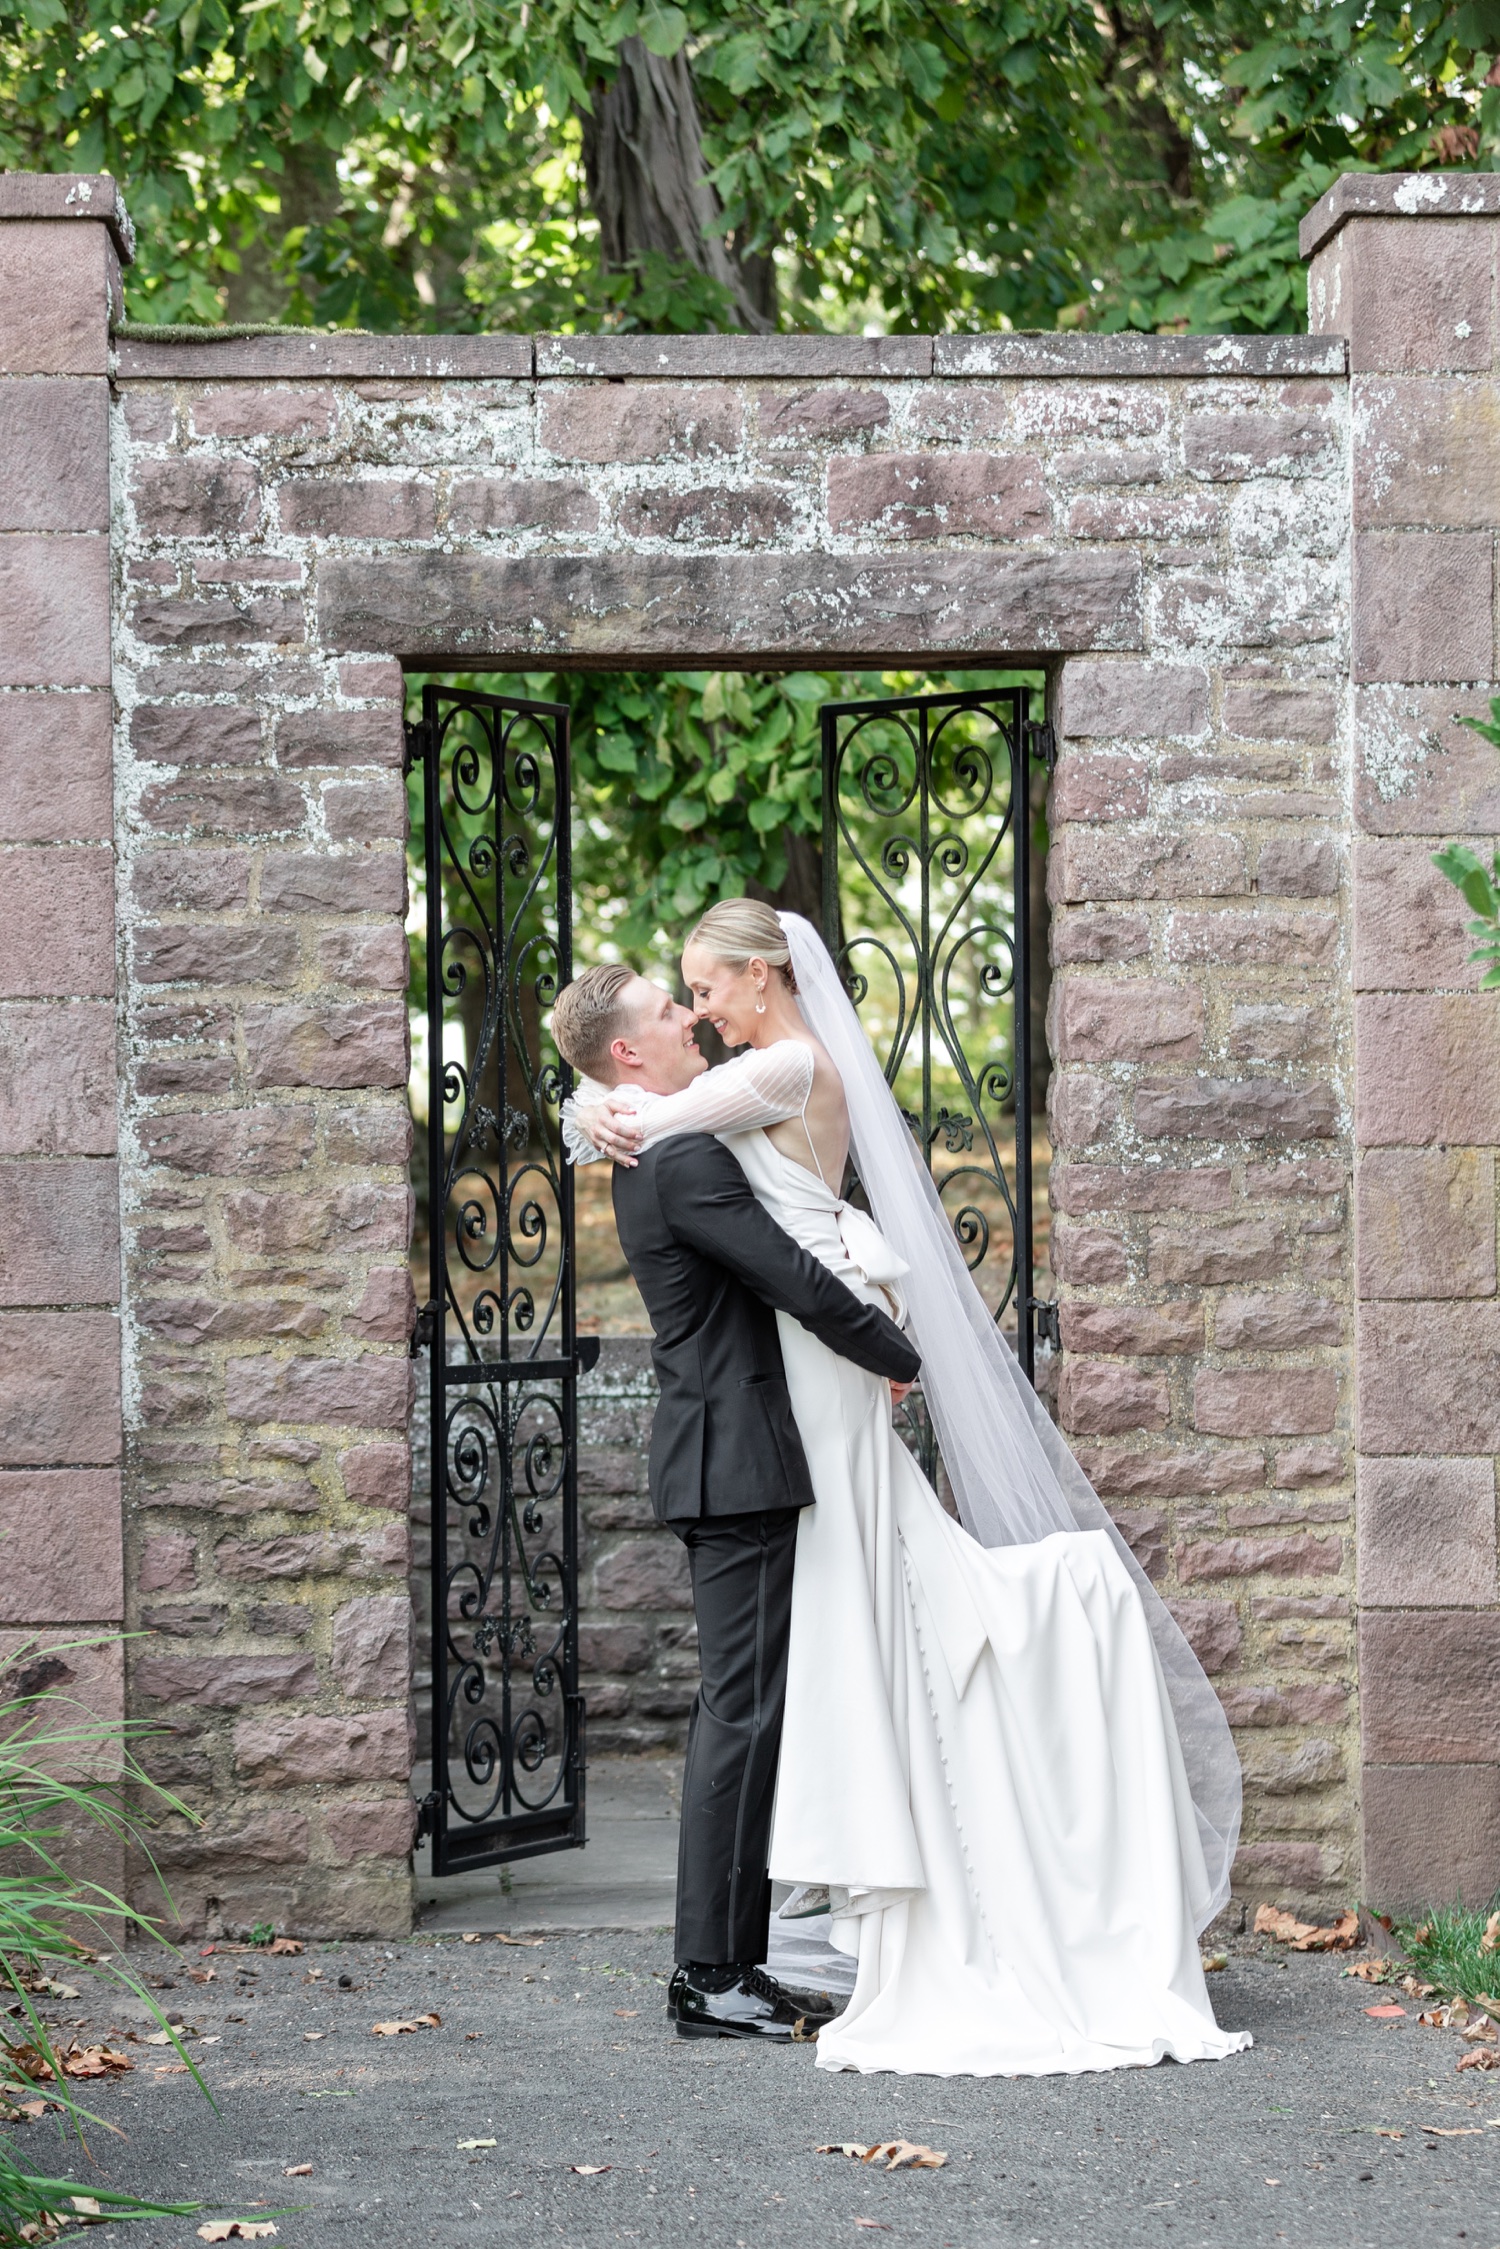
[0,180,129,1740]
[1305,174,1500,1908]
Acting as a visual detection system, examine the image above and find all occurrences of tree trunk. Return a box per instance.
[581,36,773,332]
[221,144,341,324]
[748,830,824,927]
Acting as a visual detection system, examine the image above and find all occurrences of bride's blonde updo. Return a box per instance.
[687,898,798,993]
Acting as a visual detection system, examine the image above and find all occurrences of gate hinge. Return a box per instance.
[1025,718,1058,774]
[1029,1296,1061,1353]
[411,1298,439,1356]
[576,1336,601,1375]
[414,1790,443,1843]
[403,717,430,776]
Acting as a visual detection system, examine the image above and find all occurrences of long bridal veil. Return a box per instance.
[781,911,1241,1926]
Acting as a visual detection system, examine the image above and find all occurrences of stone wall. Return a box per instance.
[1307,175,1500,1908]
[2,165,1497,1934]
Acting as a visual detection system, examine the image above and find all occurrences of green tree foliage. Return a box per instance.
[1432,694,1500,989]
[7,3,1500,338]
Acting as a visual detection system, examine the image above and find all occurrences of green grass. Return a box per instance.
[1384,1898,1500,2011]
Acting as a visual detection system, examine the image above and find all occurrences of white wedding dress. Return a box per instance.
[567,1019,1249,2078]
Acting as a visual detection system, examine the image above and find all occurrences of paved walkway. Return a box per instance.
[17,1761,1498,2249]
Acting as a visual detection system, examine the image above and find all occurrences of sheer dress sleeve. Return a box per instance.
[561,1075,620,1166]
[561,1043,814,1164]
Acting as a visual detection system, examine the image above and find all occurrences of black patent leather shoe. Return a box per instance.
[667,1963,819,2042]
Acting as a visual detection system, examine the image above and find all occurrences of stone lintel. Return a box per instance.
[933,332,1346,379]
[113,331,532,381]
[1300,170,1500,260]
[0,173,135,264]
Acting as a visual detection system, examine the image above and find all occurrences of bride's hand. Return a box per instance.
[889,1379,916,1407]
[578,1093,646,1167]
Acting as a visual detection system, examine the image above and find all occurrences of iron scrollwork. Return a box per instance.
[821,686,1048,1384]
[415,686,585,1875]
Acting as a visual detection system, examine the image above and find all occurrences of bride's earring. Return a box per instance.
[754,986,766,1014]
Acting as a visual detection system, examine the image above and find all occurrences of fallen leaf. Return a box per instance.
[457,2138,496,2151]
[188,1968,216,1985]
[283,2165,312,2177]
[1374,2129,1405,2140]
[61,2045,133,2079]
[613,2009,639,2019]
[1345,1959,1393,1982]
[1254,1903,1360,1952]
[1400,1974,1437,1998]
[15,2100,49,2119]
[461,1933,480,1944]
[1200,1952,1228,1973]
[197,2226,278,2242]
[571,2164,611,2176]
[1458,2048,1500,2071]
[369,2014,441,2037]
[493,1934,544,1947]
[818,2142,947,2171]
[1413,1923,1432,1946]
[267,1939,303,1957]
[854,2223,891,2232]
[1481,1912,1500,1956]
[1366,2004,1407,2019]
[1423,2126,1483,2136]
[155,2064,190,2077]
[70,2198,101,2216]
[1462,2023,1498,2045]
[303,2032,325,2042]
[1264,2177,1281,2186]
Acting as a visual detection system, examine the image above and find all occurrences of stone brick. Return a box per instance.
[339,1443,411,1513]
[332,1594,412,1699]
[140,1107,316,1179]
[1358,1456,1497,1608]
[539,383,743,464]
[1257,835,1339,896]
[1048,1223,1127,1284]
[577,1623,652,1673]
[276,709,404,768]
[133,849,250,914]
[0,378,107,532]
[0,691,111,843]
[1358,1300,1500,1453]
[1049,910,1150,965]
[244,1001,408,1089]
[233,1708,411,1786]
[1185,411,1336,479]
[1047,1071,1118,1150]
[1060,1302,1203,1355]
[1072,1445,1264,1499]
[1048,754,1148,822]
[0,1469,120,1619]
[1133,1077,1337,1143]
[593,1538,693,1611]
[0,1159,118,1305]
[315,926,410,991]
[224,1184,411,1255]
[132,458,260,538]
[1213,1294,1344,1349]
[139,1297,325,1346]
[1064,491,1222,541]
[134,924,299,989]
[1052,831,1247,903]
[0,848,113,999]
[1194,1370,1339,1439]
[1360,1609,1500,1763]
[1357,1148,1496,1301]
[1153,562,1337,653]
[0,534,110,687]
[259,852,406,915]
[324,778,406,844]
[447,477,600,535]
[1352,837,1476,990]
[1227,1004,1330,1063]
[139,1534,196,1593]
[1148,1223,1288,1286]
[0,1001,115,1155]
[1247,1160,1346,1199]
[1177,1532,1343,1581]
[757,387,890,441]
[338,659,404,701]
[614,486,795,543]
[1109,1506,1167,1579]
[1053,1165,1233,1216]
[1361,1764,1500,1913]
[1052,446,1168,486]
[132,709,264,785]
[1345,217,1495,374]
[1274,1442,1346,1487]
[1058,659,1210,740]
[138,771,305,837]
[0,1309,118,1465]
[216,1525,408,1580]
[1165,1597,1242,1675]
[224,1354,413,1432]
[1355,994,1500,1144]
[145,1475,317,1515]
[1354,375,1500,531]
[130,594,304,649]
[0,221,112,376]
[1165,910,1338,967]
[190,386,337,439]
[1231,1840,1328,1890]
[1222,680,1338,744]
[1353,685,1500,836]
[1352,531,1493,684]
[1220,1681,1350,1727]
[323,1798,417,1863]
[151,1810,311,1872]
[325,1104,412,1168]
[278,479,436,540]
[1057,1361,1170,1436]
[139,1600,229,1637]
[1054,977,1203,1065]
[135,1652,316,1705]
[344,1268,415,1344]
[828,452,1049,540]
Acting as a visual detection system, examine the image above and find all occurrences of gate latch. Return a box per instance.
[414,1790,443,1843]
[1025,718,1058,773]
[1029,1296,1061,1353]
[411,1299,438,1356]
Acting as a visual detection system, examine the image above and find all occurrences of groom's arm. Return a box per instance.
[654,1137,920,1384]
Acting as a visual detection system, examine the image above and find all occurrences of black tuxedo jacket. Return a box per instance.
[612,1133,921,1525]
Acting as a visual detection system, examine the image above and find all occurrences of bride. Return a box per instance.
[565,900,1249,2079]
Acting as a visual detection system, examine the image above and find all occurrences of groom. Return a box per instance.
[553,964,919,2040]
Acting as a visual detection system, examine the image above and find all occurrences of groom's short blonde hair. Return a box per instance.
[552,963,639,1082]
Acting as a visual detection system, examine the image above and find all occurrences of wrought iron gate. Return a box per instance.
[407,685,591,1875]
[821,685,1056,1387]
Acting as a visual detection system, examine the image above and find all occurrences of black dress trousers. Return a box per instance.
[673,1506,801,1968]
